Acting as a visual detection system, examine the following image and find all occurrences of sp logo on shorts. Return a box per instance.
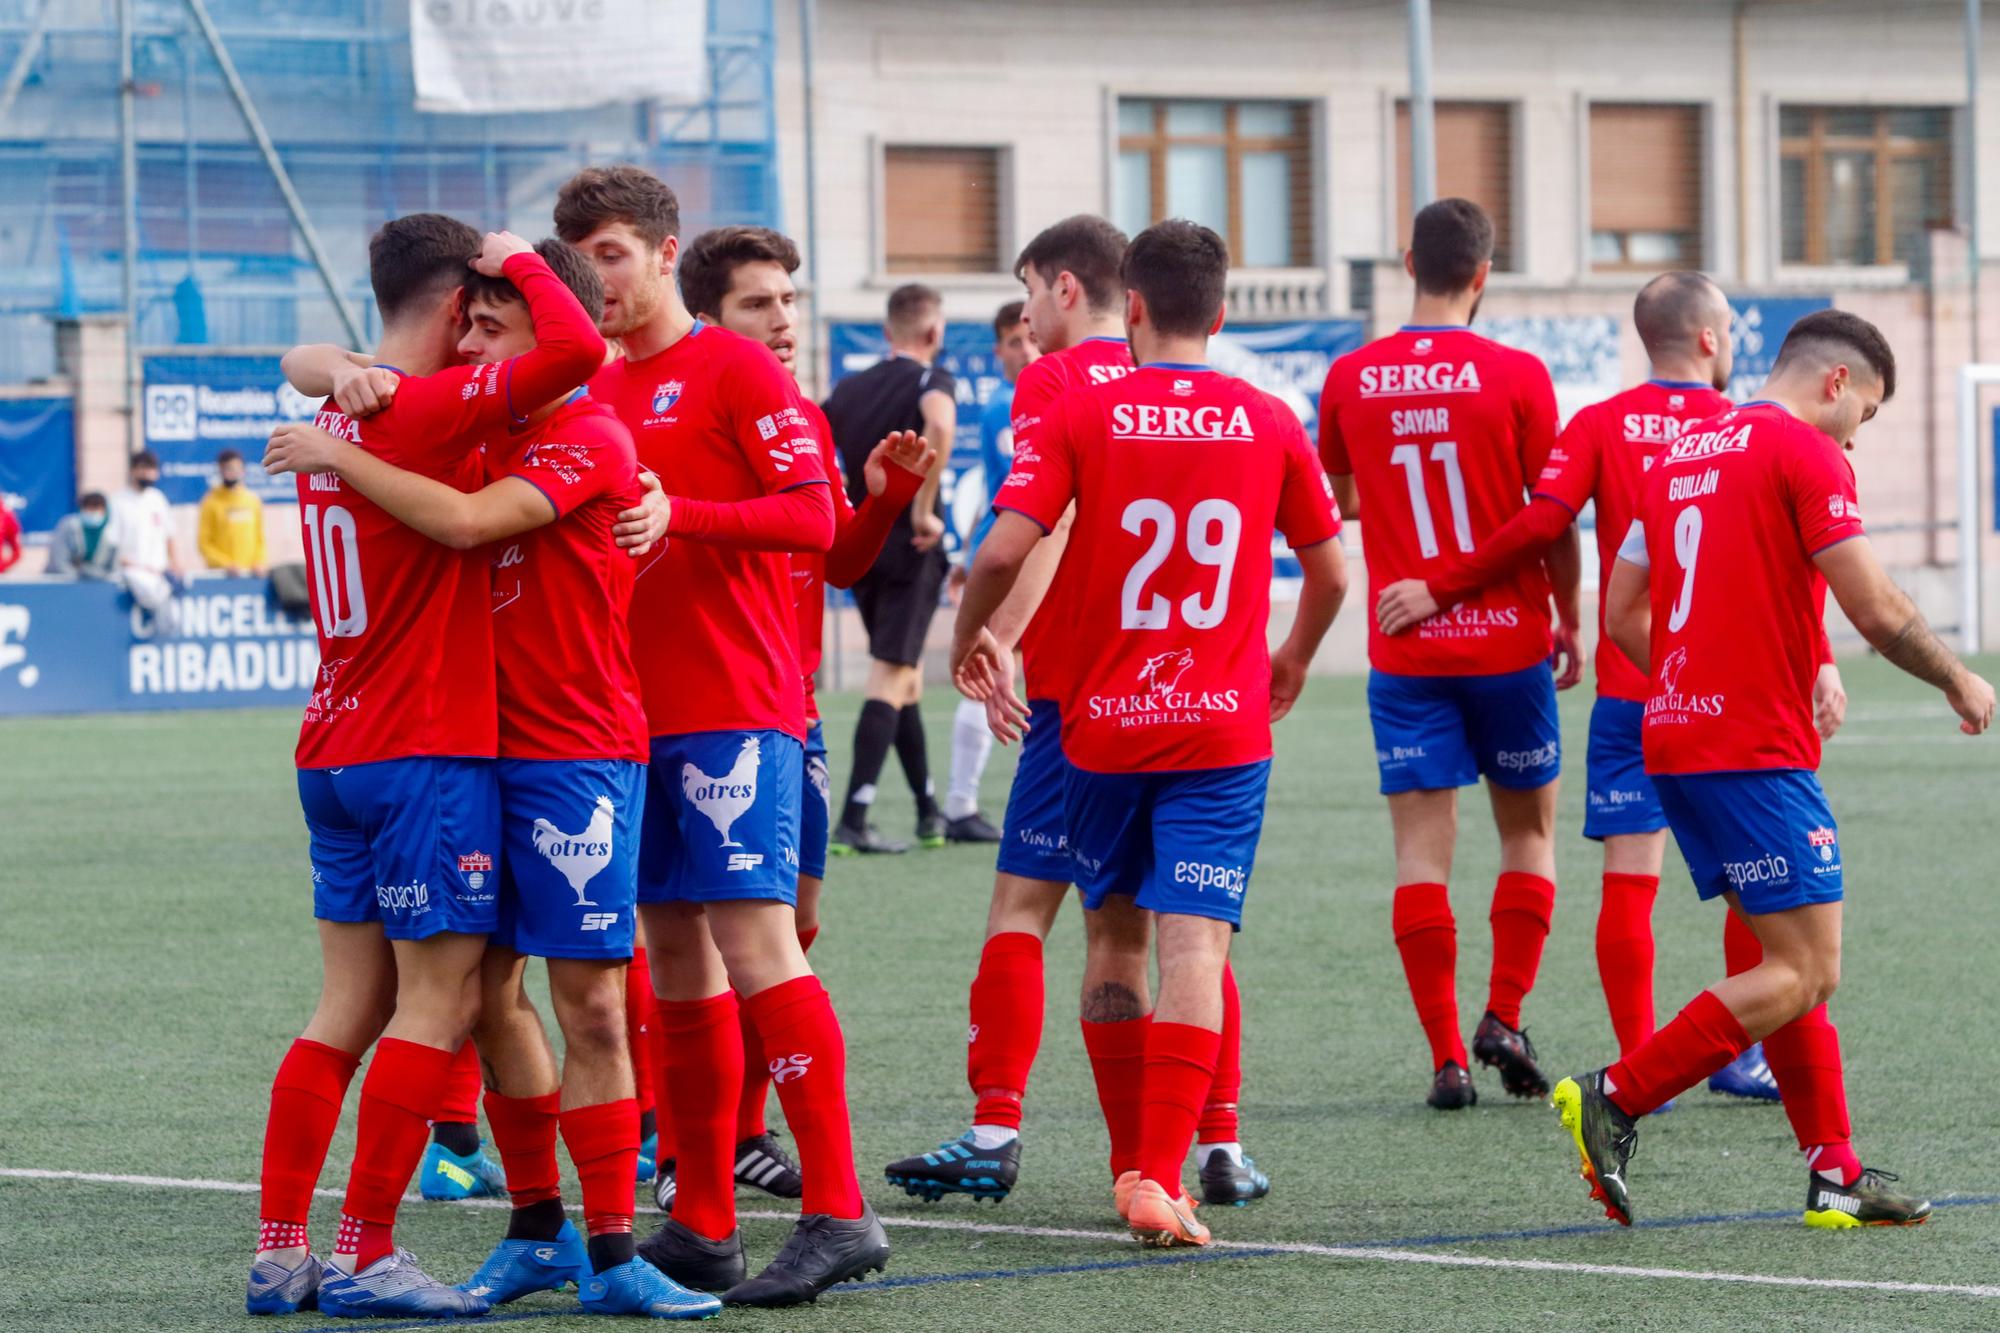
[580,912,619,931]
[769,1054,812,1084]
[726,852,765,872]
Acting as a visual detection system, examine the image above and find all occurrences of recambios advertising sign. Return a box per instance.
[141,355,317,505]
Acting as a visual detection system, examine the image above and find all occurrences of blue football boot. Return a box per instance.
[317,1248,492,1319]
[1708,1041,1782,1101]
[418,1138,508,1201]
[246,1249,321,1315]
[884,1131,1019,1203]
[637,1131,659,1182]
[579,1258,724,1319]
[458,1220,589,1305]
[1197,1147,1271,1207]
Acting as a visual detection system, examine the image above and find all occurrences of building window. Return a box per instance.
[1779,106,1953,269]
[883,146,1002,273]
[1590,104,1704,271]
[1115,99,1313,268]
[1395,100,1515,271]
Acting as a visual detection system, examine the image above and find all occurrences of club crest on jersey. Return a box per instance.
[651,380,684,415]
[1808,826,1838,863]
[1645,646,1726,725]
[683,736,761,848]
[1087,648,1239,727]
[457,851,492,891]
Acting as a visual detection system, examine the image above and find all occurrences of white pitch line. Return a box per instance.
[5,1166,1999,1301]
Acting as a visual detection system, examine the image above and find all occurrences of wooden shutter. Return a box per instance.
[884,147,1000,273]
[1396,101,1513,269]
[1591,103,1702,259]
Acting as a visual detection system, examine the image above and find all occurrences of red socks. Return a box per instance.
[1487,872,1555,1028]
[738,927,821,1140]
[1606,990,1751,1118]
[968,932,1045,1130]
[1138,1022,1221,1193]
[1723,907,1762,975]
[1596,873,1660,1056]
[561,1098,640,1238]
[1763,1004,1857,1181]
[257,1038,360,1242]
[1392,882,1466,1069]
[744,975,864,1219]
[336,1038,454,1269]
[484,1088,562,1206]
[655,992,744,1241]
[1081,1015,1151,1177]
[1197,962,1243,1142]
[626,948,654,1122]
[435,1041,482,1127]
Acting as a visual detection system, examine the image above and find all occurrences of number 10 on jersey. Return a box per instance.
[304,503,368,638]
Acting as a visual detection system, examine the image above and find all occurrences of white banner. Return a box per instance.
[411,0,705,115]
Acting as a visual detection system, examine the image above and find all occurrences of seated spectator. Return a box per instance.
[49,492,117,579]
[0,496,19,574]
[197,446,266,576]
[109,451,184,625]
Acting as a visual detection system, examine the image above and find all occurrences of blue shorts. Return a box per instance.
[1652,770,1844,915]
[1065,760,1271,930]
[298,757,501,941]
[1367,663,1561,794]
[996,699,1073,883]
[638,730,802,905]
[1582,697,1667,840]
[494,758,644,959]
[800,720,830,882]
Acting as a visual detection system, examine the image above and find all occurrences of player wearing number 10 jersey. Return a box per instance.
[1552,309,1993,1230]
[1318,198,1576,1112]
[955,219,1347,1245]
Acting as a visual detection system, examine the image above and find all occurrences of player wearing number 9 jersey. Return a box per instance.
[1316,198,1576,1111]
[1551,309,1993,1232]
[956,220,1349,1246]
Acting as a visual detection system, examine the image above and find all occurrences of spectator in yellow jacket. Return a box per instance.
[197,447,265,575]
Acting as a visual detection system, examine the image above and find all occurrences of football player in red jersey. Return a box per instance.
[267,236,716,1319]
[1373,272,1800,1102]
[1553,309,1993,1229]
[673,222,935,1204]
[1318,198,1580,1111]
[248,219,605,1319]
[555,166,886,1307]
[953,219,1348,1243]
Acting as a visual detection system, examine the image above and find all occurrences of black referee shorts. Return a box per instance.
[853,554,948,667]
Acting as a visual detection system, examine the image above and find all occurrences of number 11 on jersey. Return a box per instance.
[1390,440,1474,559]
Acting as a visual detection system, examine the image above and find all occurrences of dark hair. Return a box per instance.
[1123,219,1230,339]
[1408,197,1494,296]
[993,299,1026,337]
[369,212,480,326]
[79,490,107,510]
[215,447,243,466]
[1772,308,1897,401]
[678,226,801,321]
[130,449,159,471]
[1014,215,1127,314]
[464,237,605,325]
[554,165,680,248]
[886,283,942,341]
[1632,271,1725,358]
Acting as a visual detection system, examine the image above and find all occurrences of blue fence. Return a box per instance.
[0,575,316,716]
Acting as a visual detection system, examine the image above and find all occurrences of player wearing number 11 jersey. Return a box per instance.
[1318,198,1577,1112]
[954,219,1347,1245]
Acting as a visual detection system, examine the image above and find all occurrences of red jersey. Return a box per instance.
[1319,325,1559,676]
[486,393,648,762]
[1000,363,1341,774]
[1008,335,1135,697]
[791,400,856,722]
[592,321,829,740]
[1537,379,1730,701]
[1628,401,1863,775]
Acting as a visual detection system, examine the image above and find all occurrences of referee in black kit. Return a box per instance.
[822,283,957,853]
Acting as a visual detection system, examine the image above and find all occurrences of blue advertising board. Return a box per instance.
[1727,295,1831,401]
[142,354,320,504]
[0,576,318,716]
[0,394,77,533]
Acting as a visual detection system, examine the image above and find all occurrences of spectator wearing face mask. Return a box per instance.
[109,450,185,621]
[197,447,266,576]
[49,491,118,579]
